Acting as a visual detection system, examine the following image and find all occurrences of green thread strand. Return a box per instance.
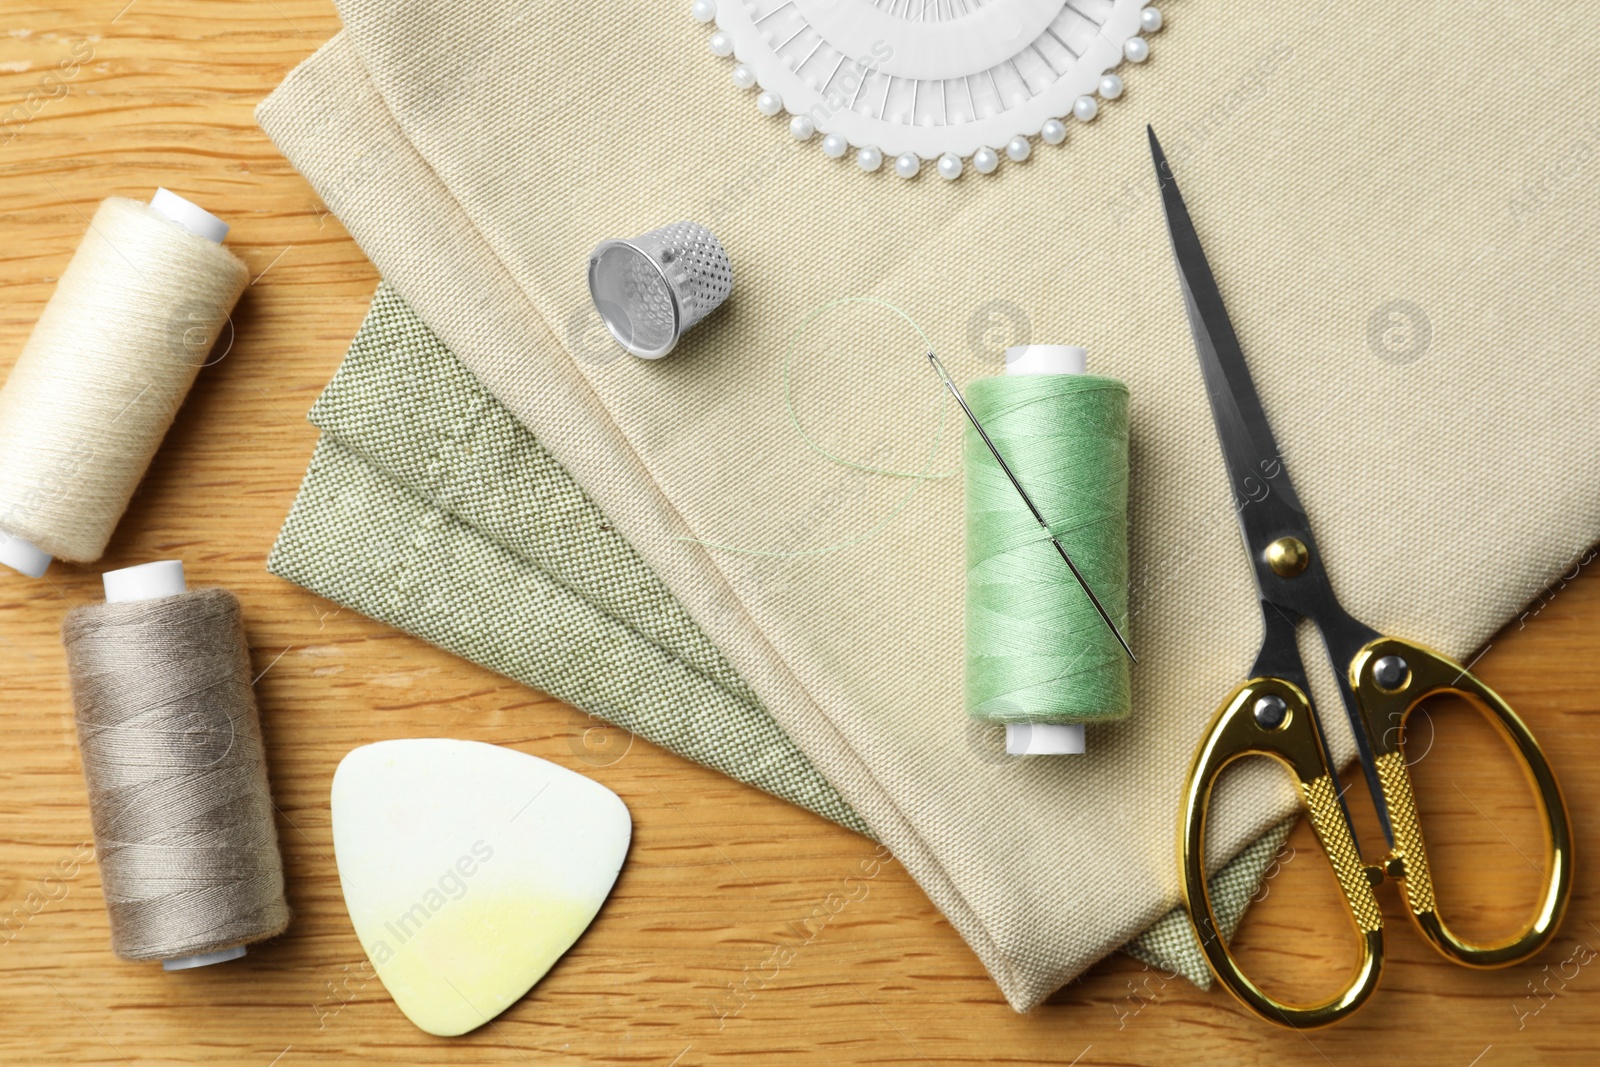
[678,297,953,559]
[964,374,1132,724]
[782,297,953,481]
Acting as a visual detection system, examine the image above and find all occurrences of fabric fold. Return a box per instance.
[270,283,867,834]
[259,1,1600,1009]
[269,281,1292,987]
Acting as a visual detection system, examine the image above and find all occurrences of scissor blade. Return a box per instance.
[1148,128,1308,541]
[1149,127,1396,845]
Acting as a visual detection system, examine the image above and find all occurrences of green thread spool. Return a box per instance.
[964,345,1131,756]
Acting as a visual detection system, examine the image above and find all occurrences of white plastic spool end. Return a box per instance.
[1004,344,1086,377]
[161,945,247,971]
[150,189,229,245]
[1005,723,1087,756]
[0,531,52,578]
[103,559,187,603]
[999,344,1093,757]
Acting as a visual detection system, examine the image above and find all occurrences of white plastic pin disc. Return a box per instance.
[162,945,247,971]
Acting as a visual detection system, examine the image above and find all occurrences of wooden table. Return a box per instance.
[2,4,1595,1063]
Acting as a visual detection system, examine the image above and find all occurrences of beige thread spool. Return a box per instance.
[0,192,249,578]
[62,560,290,969]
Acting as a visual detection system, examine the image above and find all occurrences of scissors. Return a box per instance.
[1149,127,1574,1029]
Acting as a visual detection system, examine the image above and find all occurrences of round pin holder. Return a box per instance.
[691,0,1166,179]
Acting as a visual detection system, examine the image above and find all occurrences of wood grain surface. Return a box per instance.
[1,4,1596,1064]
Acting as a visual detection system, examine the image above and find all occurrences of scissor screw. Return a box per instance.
[1253,694,1289,730]
[1264,536,1309,578]
[1372,655,1411,693]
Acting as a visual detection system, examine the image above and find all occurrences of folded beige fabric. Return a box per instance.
[268,280,1293,987]
[259,1,1600,1010]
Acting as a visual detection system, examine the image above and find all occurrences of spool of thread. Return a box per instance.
[61,561,290,968]
[0,191,249,578]
[964,345,1131,756]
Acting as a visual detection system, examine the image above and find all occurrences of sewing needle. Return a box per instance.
[927,350,1138,663]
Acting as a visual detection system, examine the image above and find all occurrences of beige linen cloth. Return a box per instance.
[259,1,1600,1010]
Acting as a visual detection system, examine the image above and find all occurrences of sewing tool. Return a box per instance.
[693,0,1164,180]
[332,739,631,1036]
[61,560,290,969]
[0,192,249,578]
[586,221,732,359]
[1152,126,1573,1028]
[934,345,1133,756]
[931,349,1134,659]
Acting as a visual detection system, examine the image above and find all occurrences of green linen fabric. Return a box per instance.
[268,282,1284,989]
[270,283,866,834]
[1125,818,1295,977]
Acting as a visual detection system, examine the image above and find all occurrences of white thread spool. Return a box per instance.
[1002,344,1090,758]
[0,192,248,577]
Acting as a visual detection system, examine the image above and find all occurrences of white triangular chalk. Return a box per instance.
[331,738,631,1036]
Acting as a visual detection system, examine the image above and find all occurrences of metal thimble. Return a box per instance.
[586,221,733,359]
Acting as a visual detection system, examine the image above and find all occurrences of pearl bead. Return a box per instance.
[789,115,815,140]
[1073,95,1099,121]
[690,0,716,23]
[756,90,783,116]
[821,132,848,158]
[937,153,962,180]
[972,146,999,174]
[1006,136,1030,162]
[731,63,756,89]
[1099,74,1124,100]
[1141,6,1163,32]
[894,152,921,178]
[1040,118,1066,145]
[709,31,734,57]
[1123,37,1149,63]
[857,146,883,172]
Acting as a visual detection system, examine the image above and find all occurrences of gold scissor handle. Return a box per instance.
[1351,636,1573,967]
[1179,677,1384,1028]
